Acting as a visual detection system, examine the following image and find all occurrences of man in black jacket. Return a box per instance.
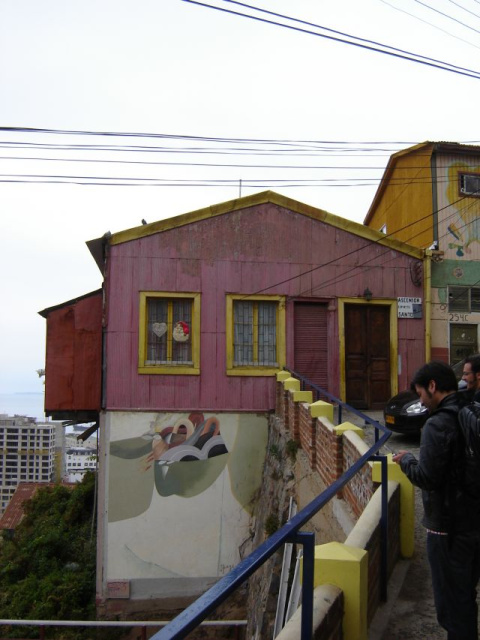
[462,354,480,399]
[393,361,480,640]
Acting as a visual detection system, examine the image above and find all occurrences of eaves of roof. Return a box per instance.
[38,288,103,318]
[363,140,480,226]
[89,190,424,261]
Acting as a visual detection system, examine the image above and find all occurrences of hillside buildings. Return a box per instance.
[364,141,480,364]
[0,414,64,516]
[40,190,427,614]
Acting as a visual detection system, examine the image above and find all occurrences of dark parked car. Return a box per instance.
[384,360,469,434]
[384,390,428,434]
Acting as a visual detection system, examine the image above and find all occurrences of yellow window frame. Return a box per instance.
[138,291,200,375]
[226,294,286,376]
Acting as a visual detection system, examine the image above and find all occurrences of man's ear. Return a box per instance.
[428,379,437,394]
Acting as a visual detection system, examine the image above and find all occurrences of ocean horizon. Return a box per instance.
[0,392,46,421]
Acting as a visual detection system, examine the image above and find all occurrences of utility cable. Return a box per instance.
[379,0,480,50]
[183,0,480,79]
[219,0,480,71]
[412,0,480,34]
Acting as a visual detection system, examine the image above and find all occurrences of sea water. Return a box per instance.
[0,392,46,421]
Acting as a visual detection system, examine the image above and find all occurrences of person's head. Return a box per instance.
[462,355,480,392]
[410,361,458,412]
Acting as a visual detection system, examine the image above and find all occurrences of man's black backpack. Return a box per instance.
[457,401,480,496]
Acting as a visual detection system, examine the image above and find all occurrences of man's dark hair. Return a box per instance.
[411,361,458,392]
[465,354,480,376]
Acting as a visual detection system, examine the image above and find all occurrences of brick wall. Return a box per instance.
[275,375,403,638]
[298,402,316,468]
[342,434,376,518]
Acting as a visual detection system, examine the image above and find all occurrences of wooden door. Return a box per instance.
[345,304,391,410]
[294,303,328,390]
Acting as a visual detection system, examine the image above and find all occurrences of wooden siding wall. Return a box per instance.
[366,148,434,249]
[105,203,425,412]
[45,293,103,413]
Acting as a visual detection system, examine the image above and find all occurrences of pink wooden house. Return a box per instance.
[41,191,426,612]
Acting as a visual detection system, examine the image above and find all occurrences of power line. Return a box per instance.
[182,0,480,79]
[247,186,479,298]
[379,0,480,50]
[412,0,480,34]
[445,0,480,21]
[219,0,480,71]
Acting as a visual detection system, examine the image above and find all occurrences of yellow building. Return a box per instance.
[365,142,480,364]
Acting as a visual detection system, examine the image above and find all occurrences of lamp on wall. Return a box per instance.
[363,288,373,301]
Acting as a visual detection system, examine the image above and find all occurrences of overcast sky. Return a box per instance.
[1,0,480,396]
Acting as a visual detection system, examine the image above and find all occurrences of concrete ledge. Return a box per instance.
[276,584,343,640]
[343,429,368,451]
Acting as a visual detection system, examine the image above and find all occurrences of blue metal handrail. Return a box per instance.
[151,375,392,640]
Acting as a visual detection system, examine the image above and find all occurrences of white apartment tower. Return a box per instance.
[0,414,64,515]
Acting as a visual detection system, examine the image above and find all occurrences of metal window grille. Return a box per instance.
[233,300,277,366]
[234,301,253,365]
[460,173,480,197]
[471,287,480,312]
[146,298,193,365]
[448,286,470,312]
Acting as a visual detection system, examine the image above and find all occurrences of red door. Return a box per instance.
[345,304,391,410]
[294,303,328,390]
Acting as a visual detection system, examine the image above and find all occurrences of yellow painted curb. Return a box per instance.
[293,390,313,403]
[283,377,300,392]
[276,370,291,382]
[309,400,334,421]
[335,421,365,439]
[371,453,415,558]
[313,542,368,640]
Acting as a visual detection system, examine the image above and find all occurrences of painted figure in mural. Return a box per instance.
[393,361,480,640]
[445,164,480,257]
[110,412,229,500]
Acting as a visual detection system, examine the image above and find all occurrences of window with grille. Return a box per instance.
[226,295,286,375]
[448,286,480,312]
[459,173,480,198]
[138,292,200,375]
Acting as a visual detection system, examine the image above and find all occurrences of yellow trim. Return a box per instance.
[293,390,313,403]
[334,422,365,439]
[226,294,286,376]
[371,454,415,558]
[138,291,200,375]
[283,377,300,392]
[309,400,334,422]
[338,298,398,403]
[313,542,368,640]
[424,252,432,362]
[109,191,423,260]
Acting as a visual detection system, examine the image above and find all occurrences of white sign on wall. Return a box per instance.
[398,297,422,319]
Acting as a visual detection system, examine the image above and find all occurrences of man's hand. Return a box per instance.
[392,450,409,464]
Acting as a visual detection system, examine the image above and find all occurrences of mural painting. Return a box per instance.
[106,412,267,580]
[444,163,480,258]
